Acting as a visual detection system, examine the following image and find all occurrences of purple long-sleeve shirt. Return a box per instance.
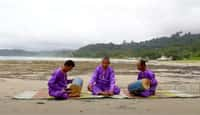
[48,68,72,99]
[89,65,116,92]
[137,69,158,97]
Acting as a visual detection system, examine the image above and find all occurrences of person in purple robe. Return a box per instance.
[128,59,158,97]
[88,57,120,96]
[48,60,75,100]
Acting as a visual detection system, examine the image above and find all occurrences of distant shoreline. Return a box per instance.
[0,56,138,63]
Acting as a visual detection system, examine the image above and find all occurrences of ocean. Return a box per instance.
[0,56,136,63]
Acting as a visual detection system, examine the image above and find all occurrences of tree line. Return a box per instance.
[73,32,200,60]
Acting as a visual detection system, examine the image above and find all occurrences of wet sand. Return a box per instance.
[0,60,200,115]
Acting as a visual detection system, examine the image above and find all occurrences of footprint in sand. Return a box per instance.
[0,79,6,82]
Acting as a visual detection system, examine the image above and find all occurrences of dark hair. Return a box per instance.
[139,59,146,66]
[102,56,110,63]
[64,60,75,67]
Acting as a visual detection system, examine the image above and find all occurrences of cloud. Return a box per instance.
[0,0,200,50]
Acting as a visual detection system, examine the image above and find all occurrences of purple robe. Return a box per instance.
[136,69,158,97]
[89,65,120,95]
[48,68,72,99]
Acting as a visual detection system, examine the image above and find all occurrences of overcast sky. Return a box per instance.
[0,0,200,50]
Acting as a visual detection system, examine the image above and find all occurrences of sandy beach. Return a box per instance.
[0,59,200,115]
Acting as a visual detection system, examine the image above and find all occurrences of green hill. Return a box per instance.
[73,32,200,60]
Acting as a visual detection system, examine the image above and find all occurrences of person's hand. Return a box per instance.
[103,91,113,96]
[88,84,93,91]
[107,91,114,96]
[67,79,73,84]
[99,91,107,96]
[65,88,72,94]
[99,91,113,96]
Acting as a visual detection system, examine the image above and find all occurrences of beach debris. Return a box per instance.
[36,101,45,104]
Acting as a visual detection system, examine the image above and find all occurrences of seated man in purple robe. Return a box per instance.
[128,59,158,97]
[88,56,120,96]
[48,60,75,100]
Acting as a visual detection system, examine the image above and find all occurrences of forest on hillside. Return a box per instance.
[73,32,200,60]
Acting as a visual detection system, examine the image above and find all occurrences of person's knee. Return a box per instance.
[113,86,120,95]
[55,93,68,100]
[91,85,102,95]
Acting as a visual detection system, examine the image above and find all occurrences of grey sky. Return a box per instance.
[0,0,200,50]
